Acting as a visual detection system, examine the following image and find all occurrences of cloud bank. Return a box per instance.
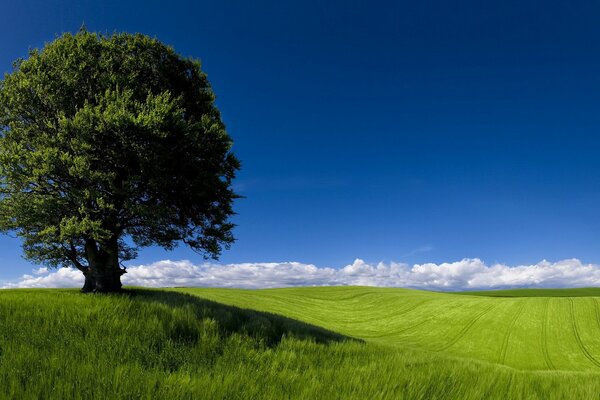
[3,258,600,291]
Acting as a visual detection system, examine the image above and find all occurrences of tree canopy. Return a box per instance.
[0,30,240,292]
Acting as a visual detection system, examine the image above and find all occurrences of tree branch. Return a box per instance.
[68,241,88,272]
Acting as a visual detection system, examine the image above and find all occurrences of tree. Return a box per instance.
[0,31,240,292]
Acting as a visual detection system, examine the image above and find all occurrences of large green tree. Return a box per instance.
[0,31,240,292]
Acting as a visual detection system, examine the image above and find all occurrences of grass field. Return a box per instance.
[182,286,600,372]
[1,287,600,399]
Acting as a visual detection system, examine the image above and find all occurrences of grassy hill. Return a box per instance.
[0,287,599,399]
[181,286,600,372]
[457,287,600,297]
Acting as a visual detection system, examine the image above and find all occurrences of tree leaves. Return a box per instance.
[0,31,239,271]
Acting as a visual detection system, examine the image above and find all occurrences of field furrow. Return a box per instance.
[595,298,600,332]
[541,298,555,370]
[497,299,526,364]
[436,303,496,351]
[569,298,600,368]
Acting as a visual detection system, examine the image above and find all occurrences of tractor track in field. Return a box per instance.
[386,301,470,337]
[497,300,527,364]
[360,299,445,338]
[306,291,380,302]
[569,298,600,368]
[541,298,555,370]
[394,299,433,318]
[341,299,434,325]
[436,303,497,352]
[377,298,433,320]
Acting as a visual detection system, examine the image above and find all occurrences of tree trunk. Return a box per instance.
[80,265,126,293]
[93,266,125,292]
[81,238,126,293]
[81,271,96,293]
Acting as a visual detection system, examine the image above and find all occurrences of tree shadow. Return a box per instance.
[124,288,359,347]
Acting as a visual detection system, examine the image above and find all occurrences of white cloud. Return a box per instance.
[4,267,84,289]
[3,258,600,291]
[32,267,49,275]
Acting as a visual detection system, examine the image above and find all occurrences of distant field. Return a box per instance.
[457,287,600,297]
[180,286,600,372]
[1,286,600,399]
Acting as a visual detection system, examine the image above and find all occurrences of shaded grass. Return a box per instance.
[129,288,351,346]
[0,287,599,399]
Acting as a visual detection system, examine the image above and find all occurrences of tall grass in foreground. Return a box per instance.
[0,289,599,399]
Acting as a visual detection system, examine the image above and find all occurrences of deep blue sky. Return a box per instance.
[2,0,600,281]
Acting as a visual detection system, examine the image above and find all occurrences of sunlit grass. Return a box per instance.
[184,286,600,371]
[0,287,599,399]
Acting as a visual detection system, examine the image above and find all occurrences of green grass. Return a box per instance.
[180,286,600,372]
[456,287,600,297]
[1,287,600,399]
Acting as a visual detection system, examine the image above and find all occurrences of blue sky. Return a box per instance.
[2,0,600,283]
